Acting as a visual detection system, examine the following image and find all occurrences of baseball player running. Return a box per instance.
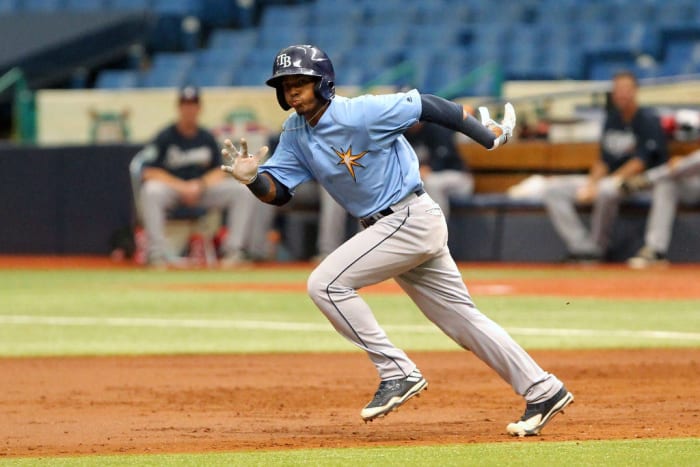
[221,44,573,436]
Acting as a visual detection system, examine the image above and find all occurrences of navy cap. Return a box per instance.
[178,85,200,103]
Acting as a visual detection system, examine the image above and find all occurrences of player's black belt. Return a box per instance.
[360,188,425,228]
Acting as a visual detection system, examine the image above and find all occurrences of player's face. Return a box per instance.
[178,100,200,127]
[281,75,320,117]
[611,76,637,113]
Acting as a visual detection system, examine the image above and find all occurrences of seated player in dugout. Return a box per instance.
[222,44,573,437]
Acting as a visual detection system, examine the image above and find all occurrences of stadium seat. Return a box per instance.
[63,0,106,11]
[140,52,194,88]
[187,67,235,87]
[259,3,311,30]
[0,0,19,14]
[22,0,63,12]
[195,48,243,69]
[95,69,140,89]
[540,44,585,80]
[151,0,198,16]
[207,28,258,51]
[309,0,363,27]
[587,55,638,81]
[109,0,150,11]
[257,25,308,50]
[306,24,358,59]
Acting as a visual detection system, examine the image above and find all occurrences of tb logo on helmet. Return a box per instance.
[276,54,292,68]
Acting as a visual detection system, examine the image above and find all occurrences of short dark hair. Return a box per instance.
[612,70,638,86]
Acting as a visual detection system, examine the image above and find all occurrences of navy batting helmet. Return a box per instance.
[266,44,335,110]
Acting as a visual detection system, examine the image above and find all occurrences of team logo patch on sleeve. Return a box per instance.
[332,146,368,182]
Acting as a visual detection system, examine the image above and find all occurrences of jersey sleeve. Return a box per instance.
[362,89,422,147]
[635,110,668,168]
[141,129,168,169]
[204,131,222,168]
[258,128,313,191]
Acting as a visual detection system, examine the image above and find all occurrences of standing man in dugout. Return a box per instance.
[542,71,668,263]
[137,85,267,267]
[221,44,573,437]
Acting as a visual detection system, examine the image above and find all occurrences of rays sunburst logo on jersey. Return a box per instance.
[332,146,368,181]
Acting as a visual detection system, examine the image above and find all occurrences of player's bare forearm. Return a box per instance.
[247,172,292,206]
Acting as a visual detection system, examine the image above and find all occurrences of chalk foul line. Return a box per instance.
[0,315,699,341]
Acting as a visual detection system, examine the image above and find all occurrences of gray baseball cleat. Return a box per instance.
[507,386,574,437]
[361,369,427,422]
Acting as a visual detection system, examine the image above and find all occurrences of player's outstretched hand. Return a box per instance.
[220,138,269,184]
[478,102,516,149]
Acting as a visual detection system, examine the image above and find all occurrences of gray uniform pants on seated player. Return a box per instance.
[543,175,623,256]
[422,170,474,220]
[644,150,700,253]
[140,178,272,260]
[307,192,562,403]
[318,187,349,257]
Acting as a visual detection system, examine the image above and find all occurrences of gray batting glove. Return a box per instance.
[478,102,516,149]
[220,138,269,184]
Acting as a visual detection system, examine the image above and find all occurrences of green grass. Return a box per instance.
[2,439,699,466]
[1,265,698,465]
[0,268,698,356]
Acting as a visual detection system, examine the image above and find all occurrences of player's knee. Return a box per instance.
[306,266,328,303]
[141,180,167,200]
[307,267,352,304]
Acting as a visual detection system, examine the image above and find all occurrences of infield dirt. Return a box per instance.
[0,258,698,458]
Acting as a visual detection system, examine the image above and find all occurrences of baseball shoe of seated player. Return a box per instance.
[361,369,427,422]
[620,173,652,194]
[219,249,253,269]
[627,245,669,269]
[507,386,574,437]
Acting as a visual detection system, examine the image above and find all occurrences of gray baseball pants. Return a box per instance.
[543,175,623,255]
[644,150,700,253]
[140,178,273,261]
[307,192,563,404]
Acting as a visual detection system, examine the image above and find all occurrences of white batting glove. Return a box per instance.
[220,138,269,184]
[478,102,516,150]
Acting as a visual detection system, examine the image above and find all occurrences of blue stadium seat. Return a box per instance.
[195,48,243,69]
[230,65,269,87]
[406,21,462,48]
[140,67,187,88]
[540,44,585,80]
[309,0,363,27]
[151,0,198,16]
[21,0,63,12]
[659,39,700,76]
[306,24,358,59]
[588,56,638,81]
[150,52,195,71]
[63,0,105,11]
[257,25,308,50]
[655,0,698,27]
[355,23,408,50]
[259,3,311,30]
[0,0,19,14]
[95,69,140,89]
[140,52,194,88]
[207,29,258,50]
[187,67,235,87]
[363,0,416,27]
[109,0,150,11]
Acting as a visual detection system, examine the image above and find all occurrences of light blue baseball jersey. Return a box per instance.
[259,89,424,218]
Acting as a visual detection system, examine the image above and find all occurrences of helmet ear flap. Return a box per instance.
[276,86,290,111]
